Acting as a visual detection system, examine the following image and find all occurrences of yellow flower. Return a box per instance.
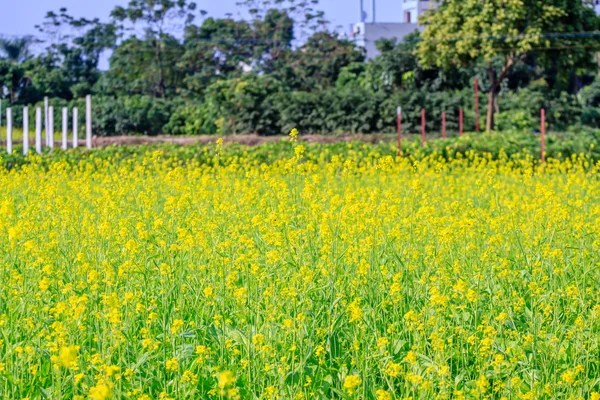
[182,370,198,384]
[217,370,236,389]
[89,383,111,400]
[171,319,184,335]
[476,375,489,393]
[252,333,265,345]
[289,128,299,142]
[347,298,363,323]
[561,370,575,384]
[404,351,417,364]
[343,374,362,394]
[376,389,392,400]
[385,362,403,377]
[165,358,179,372]
[265,386,277,397]
[58,345,79,368]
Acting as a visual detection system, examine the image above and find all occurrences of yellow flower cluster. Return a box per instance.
[0,146,599,399]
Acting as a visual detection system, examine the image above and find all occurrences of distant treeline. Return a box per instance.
[1,0,600,135]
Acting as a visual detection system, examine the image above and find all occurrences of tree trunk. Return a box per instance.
[155,37,166,98]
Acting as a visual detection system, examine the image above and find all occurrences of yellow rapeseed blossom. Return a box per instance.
[58,345,79,368]
[1,145,600,399]
[376,389,392,400]
[343,374,362,394]
[217,370,236,389]
[89,383,111,400]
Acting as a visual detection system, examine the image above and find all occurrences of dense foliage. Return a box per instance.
[1,0,600,136]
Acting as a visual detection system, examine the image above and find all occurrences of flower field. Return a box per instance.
[1,141,600,400]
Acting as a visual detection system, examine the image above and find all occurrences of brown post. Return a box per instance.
[421,109,426,146]
[442,112,446,139]
[474,77,480,133]
[541,109,546,163]
[459,108,464,136]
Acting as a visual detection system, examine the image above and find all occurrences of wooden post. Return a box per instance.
[48,107,54,149]
[442,112,447,139]
[541,109,546,163]
[459,108,464,136]
[23,107,29,155]
[62,108,68,150]
[35,108,42,154]
[421,108,426,146]
[474,77,480,133]
[397,106,402,156]
[86,95,92,149]
[73,107,78,148]
[6,108,12,154]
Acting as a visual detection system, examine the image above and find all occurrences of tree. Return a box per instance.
[283,31,364,90]
[179,17,255,94]
[236,0,327,39]
[0,36,34,63]
[418,0,600,131]
[110,0,202,98]
[0,61,29,103]
[106,34,185,97]
[34,8,118,98]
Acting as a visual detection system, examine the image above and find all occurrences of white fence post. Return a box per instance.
[62,108,68,150]
[86,95,92,149]
[44,96,49,146]
[72,107,78,148]
[6,108,12,154]
[35,108,42,154]
[23,107,29,155]
[48,106,54,149]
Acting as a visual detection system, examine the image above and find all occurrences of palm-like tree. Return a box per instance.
[0,36,34,103]
[0,36,34,63]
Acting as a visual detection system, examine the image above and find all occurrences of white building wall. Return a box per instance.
[400,0,438,23]
[351,22,422,59]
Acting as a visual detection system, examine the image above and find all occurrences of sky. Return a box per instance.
[1,0,402,38]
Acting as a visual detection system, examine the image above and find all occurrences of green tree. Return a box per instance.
[0,61,29,103]
[0,36,34,102]
[284,31,364,90]
[179,17,255,94]
[110,0,202,97]
[106,34,185,97]
[0,36,34,63]
[34,8,118,99]
[418,0,600,131]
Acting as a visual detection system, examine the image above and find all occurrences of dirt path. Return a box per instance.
[91,134,396,147]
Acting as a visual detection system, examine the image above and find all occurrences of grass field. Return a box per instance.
[0,126,86,144]
[1,138,600,399]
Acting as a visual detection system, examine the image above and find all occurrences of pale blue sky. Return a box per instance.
[2,0,401,37]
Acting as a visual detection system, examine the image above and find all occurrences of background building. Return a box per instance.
[351,0,438,59]
[400,0,438,23]
[351,22,421,59]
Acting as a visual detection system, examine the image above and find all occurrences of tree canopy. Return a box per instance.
[418,0,600,130]
[1,0,600,136]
